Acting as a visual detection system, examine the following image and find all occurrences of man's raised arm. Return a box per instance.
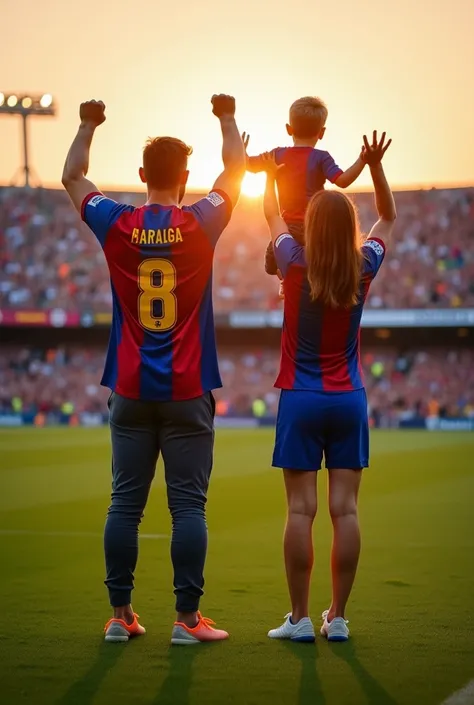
[61,100,106,212]
[211,94,246,207]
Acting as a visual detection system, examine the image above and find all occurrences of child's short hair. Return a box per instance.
[289,97,328,139]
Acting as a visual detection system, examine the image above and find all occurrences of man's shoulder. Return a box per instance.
[81,193,137,240]
[85,192,137,209]
[182,191,228,211]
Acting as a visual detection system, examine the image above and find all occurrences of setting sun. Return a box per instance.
[241,172,266,198]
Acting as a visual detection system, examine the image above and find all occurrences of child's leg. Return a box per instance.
[264,240,279,275]
[288,222,305,245]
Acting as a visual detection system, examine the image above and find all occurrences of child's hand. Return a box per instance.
[242,132,250,152]
[361,131,392,167]
[261,151,284,178]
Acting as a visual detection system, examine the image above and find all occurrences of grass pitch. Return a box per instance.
[1,428,473,705]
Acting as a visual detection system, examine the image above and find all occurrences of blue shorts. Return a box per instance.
[272,388,369,471]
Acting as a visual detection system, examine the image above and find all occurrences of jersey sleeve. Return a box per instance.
[81,192,133,247]
[361,237,386,280]
[321,151,344,184]
[185,189,233,246]
[274,233,305,277]
[273,148,286,164]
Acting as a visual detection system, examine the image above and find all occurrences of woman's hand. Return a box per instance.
[361,131,392,167]
[261,151,284,178]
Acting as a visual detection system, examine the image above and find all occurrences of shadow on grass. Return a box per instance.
[56,641,124,705]
[329,640,398,705]
[282,641,326,705]
[151,645,201,705]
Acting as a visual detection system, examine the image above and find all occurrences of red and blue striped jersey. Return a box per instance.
[81,190,232,401]
[273,234,386,392]
[248,147,343,222]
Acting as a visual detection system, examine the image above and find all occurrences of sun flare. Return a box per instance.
[241,172,266,198]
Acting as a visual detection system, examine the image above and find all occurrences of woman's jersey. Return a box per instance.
[274,234,386,391]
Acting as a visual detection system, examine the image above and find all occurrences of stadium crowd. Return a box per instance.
[1,345,473,426]
[1,185,473,313]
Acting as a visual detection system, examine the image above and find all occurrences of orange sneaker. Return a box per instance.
[171,612,229,645]
[104,613,146,642]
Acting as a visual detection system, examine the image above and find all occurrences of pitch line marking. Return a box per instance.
[0,529,167,540]
[441,680,474,705]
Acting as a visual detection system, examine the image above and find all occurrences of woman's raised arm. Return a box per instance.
[262,152,288,243]
[363,131,397,242]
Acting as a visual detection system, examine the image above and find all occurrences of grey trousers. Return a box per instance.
[104,391,215,612]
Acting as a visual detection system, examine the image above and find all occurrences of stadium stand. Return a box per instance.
[1,185,473,313]
[1,184,473,430]
[1,345,473,426]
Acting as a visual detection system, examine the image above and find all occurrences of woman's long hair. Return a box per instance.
[304,190,362,308]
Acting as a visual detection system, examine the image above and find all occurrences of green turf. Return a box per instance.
[1,428,473,705]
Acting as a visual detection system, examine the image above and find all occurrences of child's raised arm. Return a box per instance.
[242,132,278,174]
[334,152,366,189]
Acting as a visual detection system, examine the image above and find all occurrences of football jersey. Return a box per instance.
[248,147,343,222]
[273,234,386,391]
[81,190,232,401]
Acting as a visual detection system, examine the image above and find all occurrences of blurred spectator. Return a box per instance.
[1,345,473,424]
[1,185,473,313]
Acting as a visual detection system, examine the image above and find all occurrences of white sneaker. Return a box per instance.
[320,610,349,641]
[268,613,315,642]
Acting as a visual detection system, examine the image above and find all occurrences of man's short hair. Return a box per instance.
[143,137,193,189]
[289,97,328,139]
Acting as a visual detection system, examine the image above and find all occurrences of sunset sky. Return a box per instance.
[1,0,473,195]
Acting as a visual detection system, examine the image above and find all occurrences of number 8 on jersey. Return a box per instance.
[138,258,177,332]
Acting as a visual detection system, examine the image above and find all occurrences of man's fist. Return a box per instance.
[211,94,236,118]
[79,100,106,127]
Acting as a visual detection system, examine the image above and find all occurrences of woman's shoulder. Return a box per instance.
[360,237,386,281]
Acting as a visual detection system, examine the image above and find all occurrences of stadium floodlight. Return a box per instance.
[40,93,53,108]
[0,92,57,187]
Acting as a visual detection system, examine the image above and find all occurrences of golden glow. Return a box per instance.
[241,172,266,198]
[21,97,32,108]
[6,94,18,107]
[0,0,473,190]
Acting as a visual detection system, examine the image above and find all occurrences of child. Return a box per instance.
[245,96,365,290]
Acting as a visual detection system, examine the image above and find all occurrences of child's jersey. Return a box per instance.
[248,146,343,222]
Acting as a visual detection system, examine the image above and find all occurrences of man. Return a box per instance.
[62,94,245,644]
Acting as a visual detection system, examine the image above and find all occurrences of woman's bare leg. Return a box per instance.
[283,469,318,623]
[327,468,362,620]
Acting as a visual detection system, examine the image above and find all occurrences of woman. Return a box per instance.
[262,132,396,642]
